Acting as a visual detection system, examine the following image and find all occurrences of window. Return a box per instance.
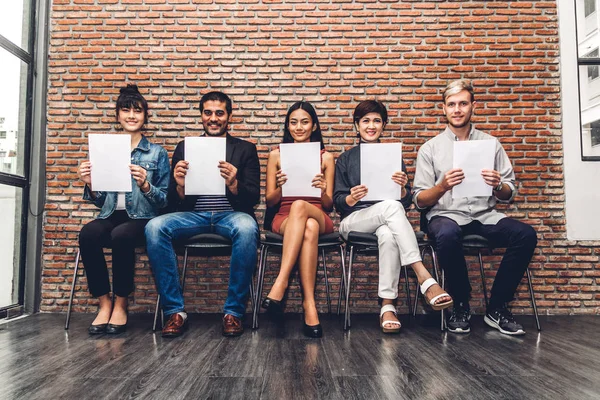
[576,0,600,159]
[587,49,600,81]
[585,0,596,17]
[0,131,6,139]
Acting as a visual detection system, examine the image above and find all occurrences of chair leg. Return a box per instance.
[526,268,541,331]
[344,245,355,330]
[413,246,428,317]
[252,244,268,330]
[153,294,161,332]
[65,249,81,330]
[337,245,346,316]
[478,251,489,309]
[181,247,189,291]
[403,265,411,317]
[321,248,332,315]
[429,246,445,332]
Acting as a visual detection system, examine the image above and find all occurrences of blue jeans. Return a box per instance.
[145,211,259,319]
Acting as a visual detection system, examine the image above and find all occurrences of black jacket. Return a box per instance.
[333,144,412,220]
[167,134,260,218]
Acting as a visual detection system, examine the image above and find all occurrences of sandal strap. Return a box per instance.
[380,303,398,317]
[420,278,438,295]
[381,320,401,328]
[428,293,449,306]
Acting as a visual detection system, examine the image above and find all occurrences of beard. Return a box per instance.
[446,112,472,129]
[203,123,228,136]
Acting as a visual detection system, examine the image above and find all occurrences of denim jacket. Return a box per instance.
[83,135,170,219]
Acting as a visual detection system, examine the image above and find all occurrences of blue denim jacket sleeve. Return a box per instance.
[82,184,107,208]
[141,145,169,209]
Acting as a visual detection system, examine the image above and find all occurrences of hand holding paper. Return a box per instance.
[88,133,132,192]
[360,142,403,201]
[279,142,321,197]
[184,137,227,195]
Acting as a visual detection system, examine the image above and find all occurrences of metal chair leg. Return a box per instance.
[321,248,332,315]
[337,245,346,316]
[153,294,161,331]
[253,244,268,329]
[527,268,541,331]
[478,250,489,309]
[65,249,81,330]
[403,265,411,317]
[181,247,189,291]
[344,245,355,330]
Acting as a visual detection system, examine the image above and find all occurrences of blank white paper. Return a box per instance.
[452,140,495,199]
[88,134,132,192]
[360,142,403,201]
[279,142,321,198]
[184,137,227,196]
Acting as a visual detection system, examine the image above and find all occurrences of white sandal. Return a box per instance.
[379,304,401,334]
[420,278,453,311]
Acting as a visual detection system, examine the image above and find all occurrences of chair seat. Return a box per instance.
[183,233,232,248]
[262,231,342,246]
[462,234,490,249]
[346,231,429,246]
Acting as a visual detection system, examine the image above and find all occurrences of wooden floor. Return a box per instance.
[0,313,599,400]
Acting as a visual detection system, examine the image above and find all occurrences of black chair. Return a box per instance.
[420,213,541,332]
[152,233,256,331]
[65,244,145,330]
[252,205,345,329]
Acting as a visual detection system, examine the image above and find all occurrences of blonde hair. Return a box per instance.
[442,79,475,103]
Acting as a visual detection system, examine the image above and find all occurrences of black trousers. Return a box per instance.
[78,211,148,298]
[427,216,537,308]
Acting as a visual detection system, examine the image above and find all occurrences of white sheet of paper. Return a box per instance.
[184,137,226,195]
[88,134,132,192]
[452,140,496,198]
[360,142,403,201]
[280,142,321,197]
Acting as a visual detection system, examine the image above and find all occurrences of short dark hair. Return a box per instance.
[116,84,148,124]
[282,101,324,150]
[199,91,232,115]
[353,100,388,127]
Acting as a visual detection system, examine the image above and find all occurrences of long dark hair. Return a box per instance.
[116,84,149,124]
[282,101,324,150]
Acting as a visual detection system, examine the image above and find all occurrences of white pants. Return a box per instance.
[339,200,422,299]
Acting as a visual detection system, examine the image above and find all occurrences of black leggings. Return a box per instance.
[78,211,148,298]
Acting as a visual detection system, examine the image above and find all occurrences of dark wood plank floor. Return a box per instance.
[1,313,599,400]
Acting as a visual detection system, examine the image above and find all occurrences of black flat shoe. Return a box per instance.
[262,297,285,321]
[303,322,323,338]
[105,323,127,334]
[88,324,107,335]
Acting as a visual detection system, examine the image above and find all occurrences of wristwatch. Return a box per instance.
[494,182,503,192]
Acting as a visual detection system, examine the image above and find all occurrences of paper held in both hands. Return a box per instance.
[279,142,321,198]
[452,140,495,199]
[184,137,227,196]
[360,142,403,201]
[88,134,132,192]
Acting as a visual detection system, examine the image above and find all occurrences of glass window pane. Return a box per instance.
[579,65,600,157]
[0,48,27,177]
[0,0,31,52]
[577,0,600,40]
[0,183,22,308]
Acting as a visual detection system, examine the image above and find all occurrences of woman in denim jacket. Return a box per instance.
[77,85,169,334]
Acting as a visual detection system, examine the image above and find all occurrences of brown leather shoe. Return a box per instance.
[162,313,188,338]
[222,314,243,337]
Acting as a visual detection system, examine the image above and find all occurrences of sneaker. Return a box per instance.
[447,302,471,334]
[484,304,526,336]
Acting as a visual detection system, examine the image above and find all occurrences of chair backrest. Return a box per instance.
[419,209,430,234]
[263,203,281,232]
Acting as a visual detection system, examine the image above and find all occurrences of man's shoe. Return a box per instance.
[484,304,526,336]
[222,314,243,337]
[447,302,471,334]
[162,313,188,338]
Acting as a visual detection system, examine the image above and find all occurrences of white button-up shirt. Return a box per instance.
[413,126,516,226]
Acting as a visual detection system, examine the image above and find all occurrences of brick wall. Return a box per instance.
[43,0,600,316]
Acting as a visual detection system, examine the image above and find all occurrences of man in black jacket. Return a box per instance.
[145,92,260,338]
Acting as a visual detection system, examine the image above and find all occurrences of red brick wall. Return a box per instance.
[43,0,599,316]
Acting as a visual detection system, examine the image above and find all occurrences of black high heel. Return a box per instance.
[262,297,285,322]
[303,322,323,338]
[105,323,127,334]
[88,323,107,335]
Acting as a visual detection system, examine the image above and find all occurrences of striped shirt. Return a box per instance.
[193,195,234,212]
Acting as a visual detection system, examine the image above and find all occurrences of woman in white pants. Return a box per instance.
[333,100,453,333]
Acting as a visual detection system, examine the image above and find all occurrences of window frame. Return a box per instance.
[575,0,600,161]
